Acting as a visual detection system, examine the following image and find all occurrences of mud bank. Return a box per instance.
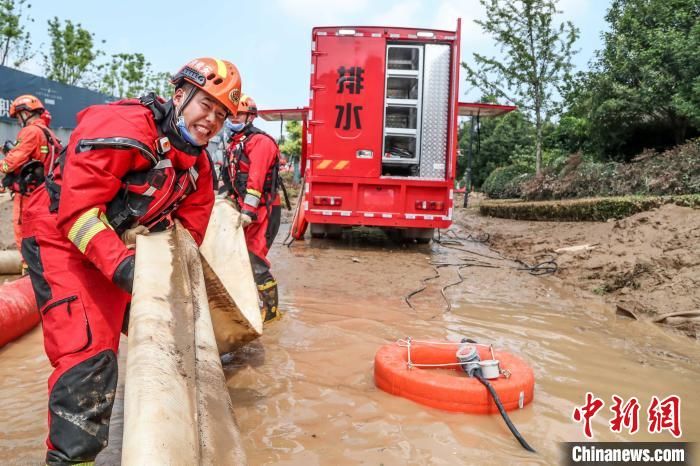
[457,200,700,338]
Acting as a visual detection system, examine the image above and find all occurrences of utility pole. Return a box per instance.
[463,115,476,207]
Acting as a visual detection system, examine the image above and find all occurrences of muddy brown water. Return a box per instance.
[1,226,698,465]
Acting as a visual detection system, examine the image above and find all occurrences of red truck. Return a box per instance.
[260,20,515,242]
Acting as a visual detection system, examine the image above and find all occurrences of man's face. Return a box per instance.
[230,111,253,124]
[174,88,228,145]
[15,110,31,127]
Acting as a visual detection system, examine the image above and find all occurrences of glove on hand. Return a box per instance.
[113,255,135,294]
[121,225,150,249]
[238,212,253,228]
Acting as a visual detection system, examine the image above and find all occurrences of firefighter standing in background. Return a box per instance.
[21,57,242,465]
[1,95,61,254]
[223,95,282,323]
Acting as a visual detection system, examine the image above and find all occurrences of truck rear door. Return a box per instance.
[311,34,385,178]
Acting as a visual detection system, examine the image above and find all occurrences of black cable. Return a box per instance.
[474,372,536,453]
[435,230,557,276]
[515,255,558,275]
[404,266,442,309]
[443,229,490,244]
[408,227,556,310]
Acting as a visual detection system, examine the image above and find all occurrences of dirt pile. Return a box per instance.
[521,140,700,200]
[456,201,700,337]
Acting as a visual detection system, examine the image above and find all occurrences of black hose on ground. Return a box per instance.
[434,229,558,276]
[473,371,536,453]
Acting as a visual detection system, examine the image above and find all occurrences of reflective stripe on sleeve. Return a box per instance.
[67,208,109,253]
[244,193,261,208]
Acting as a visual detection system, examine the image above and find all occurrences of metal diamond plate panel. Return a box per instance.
[419,44,451,179]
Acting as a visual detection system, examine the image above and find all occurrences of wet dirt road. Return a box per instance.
[1,225,699,465]
[225,226,700,465]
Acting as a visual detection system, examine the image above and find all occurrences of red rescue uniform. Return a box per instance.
[225,126,282,322]
[227,126,282,262]
[21,97,214,465]
[1,118,60,252]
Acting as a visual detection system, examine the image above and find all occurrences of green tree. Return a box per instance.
[279,120,302,162]
[463,0,579,174]
[457,110,535,188]
[44,17,102,85]
[147,70,174,98]
[573,0,700,159]
[0,0,33,67]
[98,53,151,98]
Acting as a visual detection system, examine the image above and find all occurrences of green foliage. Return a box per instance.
[95,54,172,99]
[279,120,301,162]
[147,71,174,99]
[521,139,700,200]
[546,115,591,154]
[566,0,700,160]
[462,0,579,174]
[457,108,535,189]
[0,0,33,67]
[480,194,700,221]
[98,53,150,98]
[482,164,532,199]
[279,170,300,200]
[44,17,102,86]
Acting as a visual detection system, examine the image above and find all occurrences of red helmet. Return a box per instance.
[237,95,258,115]
[9,94,45,118]
[171,57,242,115]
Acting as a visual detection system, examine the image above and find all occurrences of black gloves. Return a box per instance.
[113,255,135,294]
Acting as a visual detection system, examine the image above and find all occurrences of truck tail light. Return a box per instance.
[415,200,444,211]
[313,196,342,207]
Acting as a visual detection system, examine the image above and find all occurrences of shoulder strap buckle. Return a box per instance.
[156,137,171,155]
[139,92,157,107]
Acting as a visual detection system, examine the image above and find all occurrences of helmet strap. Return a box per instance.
[18,111,30,128]
[175,86,198,118]
[172,86,205,147]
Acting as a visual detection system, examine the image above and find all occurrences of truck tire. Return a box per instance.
[401,228,434,244]
[310,223,325,239]
[325,224,343,240]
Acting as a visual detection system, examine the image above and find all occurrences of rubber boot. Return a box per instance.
[257,279,280,323]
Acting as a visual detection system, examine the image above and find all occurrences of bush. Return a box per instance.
[279,171,301,203]
[482,165,532,199]
[480,194,700,221]
[519,139,700,200]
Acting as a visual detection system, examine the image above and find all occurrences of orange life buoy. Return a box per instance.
[374,340,535,414]
[0,276,39,348]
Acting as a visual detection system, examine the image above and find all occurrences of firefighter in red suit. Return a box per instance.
[20,57,242,465]
[1,95,61,254]
[223,95,282,323]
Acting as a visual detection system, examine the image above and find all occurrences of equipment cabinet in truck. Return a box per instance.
[259,20,515,241]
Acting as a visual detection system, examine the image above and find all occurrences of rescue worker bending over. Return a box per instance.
[223,95,282,323]
[1,95,61,253]
[20,57,242,466]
